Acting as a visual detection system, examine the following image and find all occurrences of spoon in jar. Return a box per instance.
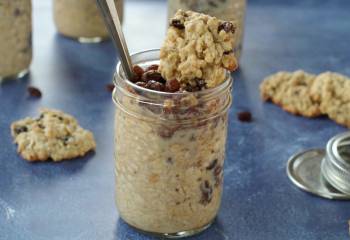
[96,0,135,80]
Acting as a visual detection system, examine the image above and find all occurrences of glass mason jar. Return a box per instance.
[113,49,233,238]
[0,0,32,80]
[53,0,123,43]
[168,0,246,59]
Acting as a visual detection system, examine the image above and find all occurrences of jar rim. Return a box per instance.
[113,49,233,98]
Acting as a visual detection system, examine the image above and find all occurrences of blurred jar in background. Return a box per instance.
[168,0,246,59]
[0,0,32,80]
[54,0,123,43]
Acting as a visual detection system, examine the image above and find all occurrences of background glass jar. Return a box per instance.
[0,0,32,80]
[53,0,123,43]
[168,0,246,59]
[113,50,232,238]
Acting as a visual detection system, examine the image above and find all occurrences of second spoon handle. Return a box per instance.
[96,0,134,80]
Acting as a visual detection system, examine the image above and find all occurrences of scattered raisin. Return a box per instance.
[218,22,235,33]
[206,159,218,170]
[38,124,45,129]
[165,79,180,92]
[27,86,42,98]
[170,19,185,29]
[145,80,165,91]
[238,111,252,122]
[142,70,165,83]
[145,64,159,72]
[14,126,28,135]
[106,84,115,92]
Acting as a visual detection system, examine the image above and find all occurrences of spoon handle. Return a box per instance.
[96,0,134,80]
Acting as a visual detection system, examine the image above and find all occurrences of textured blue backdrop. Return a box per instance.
[0,0,350,239]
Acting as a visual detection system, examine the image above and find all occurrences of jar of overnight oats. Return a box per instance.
[53,0,123,43]
[113,50,232,238]
[168,0,246,59]
[0,0,32,80]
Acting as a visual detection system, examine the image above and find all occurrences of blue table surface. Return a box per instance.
[1,0,350,239]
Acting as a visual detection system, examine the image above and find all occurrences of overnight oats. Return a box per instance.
[168,0,246,59]
[53,0,123,43]
[0,0,32,80]
[113,11,237,238]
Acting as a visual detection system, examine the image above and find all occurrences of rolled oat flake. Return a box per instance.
[287,131,350,200]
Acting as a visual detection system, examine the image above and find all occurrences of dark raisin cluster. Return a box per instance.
[130,65,183,93]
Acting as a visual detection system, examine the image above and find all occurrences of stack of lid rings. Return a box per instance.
[287,132,350,200]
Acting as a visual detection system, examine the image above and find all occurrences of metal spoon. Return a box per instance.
[96,0,134,80]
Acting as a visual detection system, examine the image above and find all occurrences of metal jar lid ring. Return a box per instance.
[287,131,350,200]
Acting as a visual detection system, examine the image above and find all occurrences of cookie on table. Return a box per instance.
[260,70,321,117]
[159,9,238,89]
[314,72,350,128]
[11,108,96,162]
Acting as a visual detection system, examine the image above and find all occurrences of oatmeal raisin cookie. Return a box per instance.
[159,10,238,89]
[11,108,96,162]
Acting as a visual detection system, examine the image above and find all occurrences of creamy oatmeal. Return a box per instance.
[168,0,246,59]
[53,0,123,42]
[0,0,32,79]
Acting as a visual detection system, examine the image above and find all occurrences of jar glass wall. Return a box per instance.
[0,0,32,80]
[113,50,232,238]
[53,0,123,43]
[168,0,246,59]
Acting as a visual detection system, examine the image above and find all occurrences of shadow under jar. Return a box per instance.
[0,0,32,80]
[113,50,233,238]
[53,0,123,43]
[168,0,246,59]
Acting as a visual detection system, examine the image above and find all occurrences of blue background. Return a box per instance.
[0,0,350,239]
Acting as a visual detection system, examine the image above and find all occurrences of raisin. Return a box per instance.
[106,83,115,92]
[145,80,165,91]
[214,165,223,176]
[195,79,207,90]
[135,81,147,88]
[61,136,70,146]
[38,124,45,129]
[238,111,252,122]
[223,50,233,55]
[133,65,144,78]
[165,79,180,92]
[14,126,28,135]
[206,159,218,170]
[14,8,21,16]
[170,19,185,29]
[182,84,199,92]
[218,22,235,33]
[27,86,42,98]
[145,64,159,72]
[142,70,165,83]
[200,181,213,205]
[158,126,179,138]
